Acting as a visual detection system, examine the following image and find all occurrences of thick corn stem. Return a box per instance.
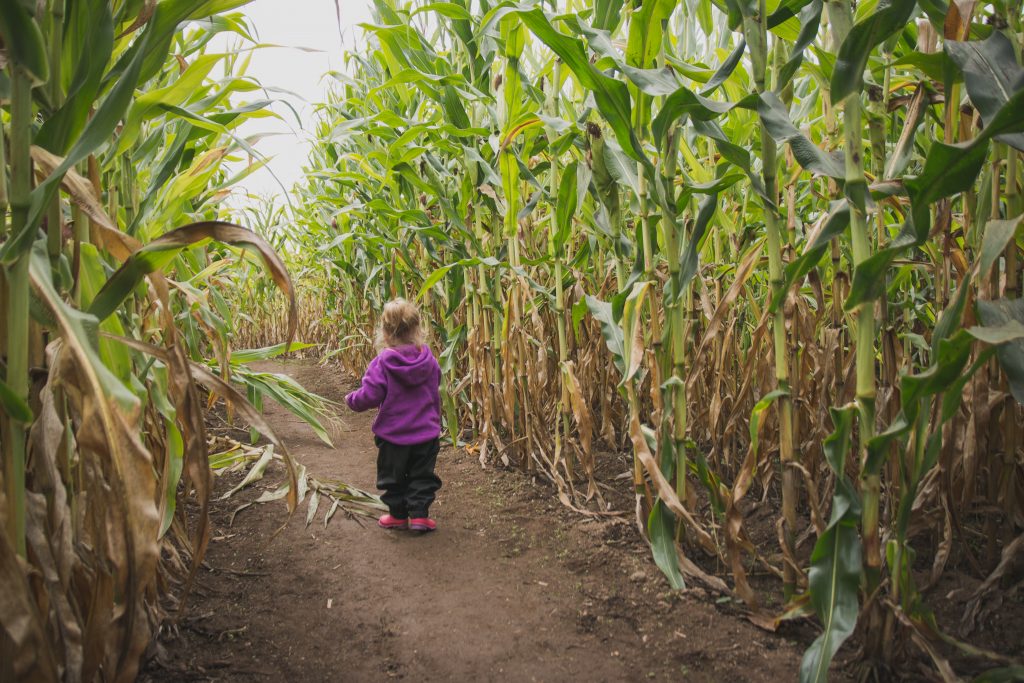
[830,0,881,659]
[744,0,798,598]
[5,67,33,557]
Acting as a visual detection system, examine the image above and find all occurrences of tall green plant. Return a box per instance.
[261,0,1024,678]
[0,4,332,679]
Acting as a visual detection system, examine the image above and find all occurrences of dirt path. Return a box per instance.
[142,360,814,682]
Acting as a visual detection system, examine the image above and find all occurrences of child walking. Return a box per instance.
[345,299,443,532]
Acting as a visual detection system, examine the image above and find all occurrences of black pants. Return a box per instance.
[375,436,442,519]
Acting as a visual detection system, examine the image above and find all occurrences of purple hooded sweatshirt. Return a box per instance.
[345,345,442,445]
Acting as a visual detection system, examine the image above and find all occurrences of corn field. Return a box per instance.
[0,2,360,680]
[237,0,1024,678]
[3,0,1024,680]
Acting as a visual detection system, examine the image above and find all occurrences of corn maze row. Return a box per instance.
[2,0,1024,680]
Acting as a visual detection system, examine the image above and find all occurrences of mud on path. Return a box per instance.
[142,360,814,682]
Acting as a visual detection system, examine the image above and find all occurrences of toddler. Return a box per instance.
[345,299,442,532]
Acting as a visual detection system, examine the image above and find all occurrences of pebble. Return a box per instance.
[630,571,646,582]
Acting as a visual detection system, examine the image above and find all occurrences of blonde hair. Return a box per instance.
[375,298,425,349]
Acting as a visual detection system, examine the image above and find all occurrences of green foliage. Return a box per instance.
[243,1,1024,679]
[0,5,354,679]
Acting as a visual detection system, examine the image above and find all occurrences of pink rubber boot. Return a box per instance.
[378,514,409,530]
[409,517,436,532]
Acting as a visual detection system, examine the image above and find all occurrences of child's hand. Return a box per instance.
[344,392,361,412]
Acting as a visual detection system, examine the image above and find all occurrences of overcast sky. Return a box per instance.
[215,0,376,201]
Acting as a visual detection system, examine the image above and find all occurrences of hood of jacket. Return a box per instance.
[379,345,436,386]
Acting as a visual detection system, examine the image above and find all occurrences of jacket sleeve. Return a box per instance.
[345,357,387,412]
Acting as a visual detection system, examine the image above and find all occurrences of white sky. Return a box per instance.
[215,0,376,201]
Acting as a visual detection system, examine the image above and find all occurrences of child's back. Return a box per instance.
[346,344,441,445]
[345,299,443,532]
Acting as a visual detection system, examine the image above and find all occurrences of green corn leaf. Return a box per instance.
[945,31,1024,152]
[482,4,646,163]
[967,321,1024,346]
[775,0,822,91]
[35,0,114,154]
[800,519,862,683]
[758,92,844,179]
[500,148,521,237]
[159,420,185,537]
[917,67,1024,183]
[865,327,989,479]
[0,377,33,423]
[28,242,140,413]
[3,2,166,262]
[696,0,714,35]
[701,39,747,95]
[411,2,473,20]
[652,87,751,148]
[933,277,972,355]
[136,0,254,80]
[844,246,904,312]
[767,0,815,28]
[0,1,49,85]
[830,0,917,104]
[517,190,542,221]
[800,405,861,683]
[821,406,856,489]
[229,343,318,364]
[500,13,527,60]
[417,257,501,300]
[976,298,1024,404]
[585,295,625,375]
[772,201,850,311]
[441,84,473,131]
[578,21,682,95]
[979,216,1023,276]
[593,0,625,31]
[620,280,652,383]
[78,244,133,382]
[939,349,997,424]
[464,146,502,185]
[625,0,676,69]
[115,53,225,155]
[675,193,719,301]
[554,162,579,251]
[845,87,1024,310]
[648,500,686,590]
[231,370,334,448]
[900,332,974,413]
[892,50,960,83]
[618,65,682,98]
[717,0,745,30]
[691,119,772,205]
[864,411,914,481]
[602,136,641,197]
[908,141,994,236]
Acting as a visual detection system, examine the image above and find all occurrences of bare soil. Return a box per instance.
[139,360,830,682]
